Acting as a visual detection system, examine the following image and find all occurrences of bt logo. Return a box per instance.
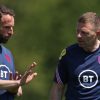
[0,70,8,78]
[78,70,98,88]
[0,65,10,79]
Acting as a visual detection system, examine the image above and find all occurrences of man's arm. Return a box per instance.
[17,86,22,96]
[0,80,20,90]
[0,62,37,93]
[50,82,65,100]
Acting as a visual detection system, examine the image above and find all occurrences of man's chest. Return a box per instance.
[67,54,100,88]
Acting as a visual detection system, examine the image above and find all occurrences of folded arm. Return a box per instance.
[0,62,37,95]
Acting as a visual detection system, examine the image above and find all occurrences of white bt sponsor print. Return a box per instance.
[0,65,10,79]
[78,70,98,88]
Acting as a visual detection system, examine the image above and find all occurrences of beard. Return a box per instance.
[0,33,10,43]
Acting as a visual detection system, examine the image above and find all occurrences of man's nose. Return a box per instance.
[8,27,13,35]
[77,33,82,38]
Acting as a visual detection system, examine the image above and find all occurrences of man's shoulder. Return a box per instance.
[1,45,11,54]
[67,43,79,51]
[59,44,78,60]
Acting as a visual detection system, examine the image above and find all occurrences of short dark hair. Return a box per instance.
[0,5,15,19]
[78,12,100,31]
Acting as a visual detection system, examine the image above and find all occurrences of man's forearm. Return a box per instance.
[0,80,20,90]
[51,88,63,100]
[50,83,64,100]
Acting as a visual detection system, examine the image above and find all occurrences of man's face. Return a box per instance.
[0,14,14,43]
[76,22,97,49]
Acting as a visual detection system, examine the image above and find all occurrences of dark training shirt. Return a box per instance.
[54,43,100,100]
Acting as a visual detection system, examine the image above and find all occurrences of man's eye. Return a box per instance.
[4,26,10,29]
[81,31,89,35]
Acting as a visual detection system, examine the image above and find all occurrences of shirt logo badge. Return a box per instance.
[78,70,98,88]
[5,54,11,63]
[59,49,66,60]
[0,65,10,79]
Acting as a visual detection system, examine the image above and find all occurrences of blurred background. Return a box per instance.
[0,0,100,100]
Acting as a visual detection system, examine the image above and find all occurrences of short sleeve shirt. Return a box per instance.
[54,43,100,100]
[0,45,15,100]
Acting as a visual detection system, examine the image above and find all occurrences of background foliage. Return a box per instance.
[0,0,100,100]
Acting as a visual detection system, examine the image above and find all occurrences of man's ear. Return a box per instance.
[96,30,100,36]
[96,30,100,40]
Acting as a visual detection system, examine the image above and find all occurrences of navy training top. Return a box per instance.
[54,43,100,100]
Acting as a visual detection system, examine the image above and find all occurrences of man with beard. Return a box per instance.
[0,5,37,100]
[50,12,100,100]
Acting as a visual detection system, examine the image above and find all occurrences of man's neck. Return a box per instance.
[83,40,100,52]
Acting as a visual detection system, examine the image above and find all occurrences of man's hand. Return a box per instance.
[20,62,37,86]
[17,86,22,96]
[7,71,22,94]
[7,62,37,94]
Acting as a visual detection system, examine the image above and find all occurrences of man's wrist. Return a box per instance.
[17,80,21,86]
